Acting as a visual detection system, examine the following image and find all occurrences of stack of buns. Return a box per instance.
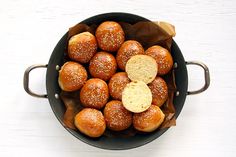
[58,21,174,138]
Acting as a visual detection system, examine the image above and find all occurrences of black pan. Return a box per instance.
[23,12,210,150]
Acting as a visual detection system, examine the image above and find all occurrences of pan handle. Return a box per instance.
[186,61,210,95]
[23,64,48,98]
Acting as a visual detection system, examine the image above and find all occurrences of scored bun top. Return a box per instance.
[95,21,125,52]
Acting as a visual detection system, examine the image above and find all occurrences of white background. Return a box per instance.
[1,0,236,156]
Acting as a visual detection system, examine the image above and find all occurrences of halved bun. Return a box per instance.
[125,55,157,84]
[122,81,152,113]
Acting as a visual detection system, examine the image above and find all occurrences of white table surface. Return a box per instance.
[1,0,236,156]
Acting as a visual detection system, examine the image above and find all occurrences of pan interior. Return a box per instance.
[46,12,188,150]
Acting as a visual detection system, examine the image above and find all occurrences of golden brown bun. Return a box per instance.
[80,78,109,109]
[95,21,125,52]
[104,100,132,131]
[116,40,144,70]
[89,51,117,81]
[125,55,158,84]
[74,108,106,138]
[133,105,165,132]
[122,81,152,113]
[68,32,97,63]
[148,77,168,107]
[58,61,87,92]
[145,45,173,75]
[108,72,130,100]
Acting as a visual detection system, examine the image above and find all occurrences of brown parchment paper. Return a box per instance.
[61,21,177,136]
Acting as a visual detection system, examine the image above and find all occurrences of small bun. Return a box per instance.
[125,55,157,84]
[116,40,144,70]
[80,78,109,109]
[133,105,165,132]
[108,72,130,100]
[89,51,117,81]
[104,100,132,131]
[74,108,106,138]
[148,77,168,107]
[58,61,87,92]
[68,32,97,63]
[95,21,125,52]
[122,81,152,113]
[145,45,173,75]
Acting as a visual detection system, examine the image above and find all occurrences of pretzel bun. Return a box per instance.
[95,21,125,52]
[74,108,106,138]
[148,77,168,107]
[133,105,165,132]
[89,51,117,81]
[104,100,132,131]
[145,45,173,75]
[58,61,87,92]
[116,40,144,70]
[108,72,130,100]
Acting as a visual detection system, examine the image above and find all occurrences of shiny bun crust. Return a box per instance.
[68,32,97,63]
[116,40,144,70]
[80,78,109,109]
[95,21,125,52]
[145,45,173,75]
[74,108,106,138]
[108,72,130,100]
[58,61,87,92]
[89,51,117,81]
[104,100,132,131]
[133,105,165,132]
[148,77,168,107]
